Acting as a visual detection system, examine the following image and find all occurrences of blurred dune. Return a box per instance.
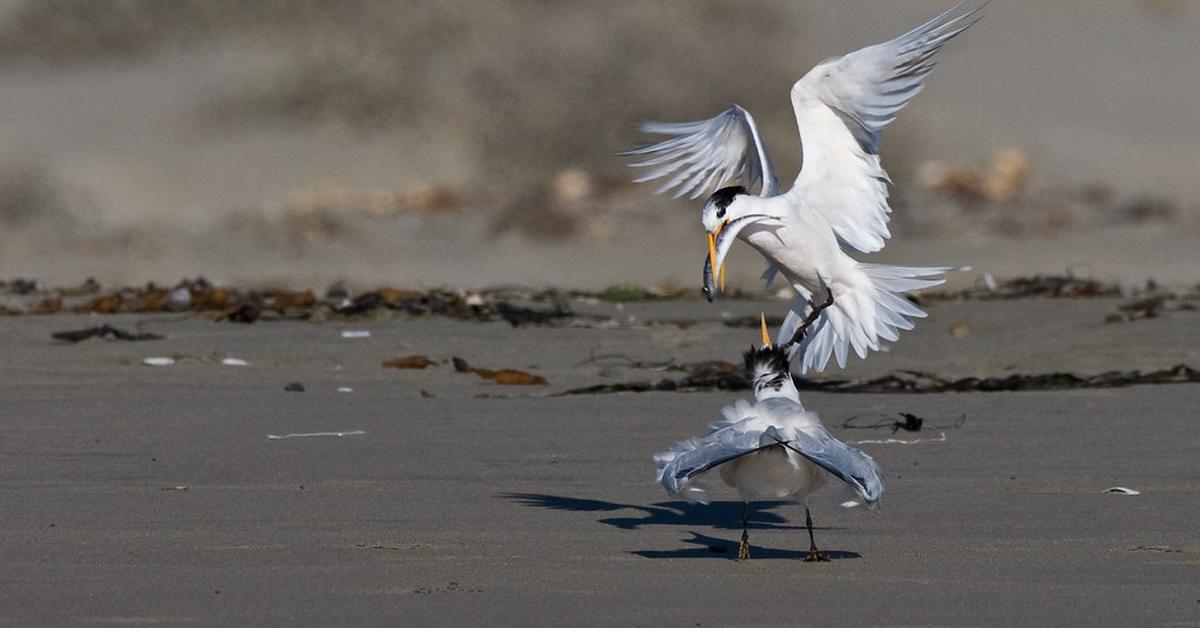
[0,0,1198,287]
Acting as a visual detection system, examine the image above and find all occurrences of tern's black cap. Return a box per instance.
[707,185,748,209]
[743,344,789,378]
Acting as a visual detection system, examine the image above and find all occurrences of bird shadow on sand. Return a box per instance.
[633,531,861,561]
[501,493,860,560]
[501,492,809,531]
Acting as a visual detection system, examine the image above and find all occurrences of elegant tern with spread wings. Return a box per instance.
[627,1,985,373]
[654,316,884,561]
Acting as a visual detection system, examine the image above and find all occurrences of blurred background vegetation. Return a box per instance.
[0,0,1196,287]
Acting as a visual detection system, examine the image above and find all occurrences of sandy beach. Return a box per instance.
[2,291,1197,626]
[2,1,1199,625]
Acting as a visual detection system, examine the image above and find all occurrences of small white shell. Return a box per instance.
[143,357,176,367]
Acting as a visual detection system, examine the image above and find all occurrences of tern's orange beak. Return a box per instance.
[759,312,771,347]
[706,220,728,293]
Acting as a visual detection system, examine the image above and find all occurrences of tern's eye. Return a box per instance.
[716,207,726,219]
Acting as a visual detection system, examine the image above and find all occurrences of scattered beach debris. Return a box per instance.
[271,181,459,223]
[1103,487,1141,496]
[1127,545,1180,553]
[489,187,583,242]
[266,430,366,440]
[79,294,122,314]
[341,330,371,339]
[284,382,306,392]
[597,284,648,303]
[722,314,786,329]
[1122,196,1176,224]
[4,277,1196,331]
[672,360,744,389]
[572,352,676,370]
[382,355,435,369]
[566,359,743,392]
[216,303,263,323]
[166,286,192,311]
[850,432,948,445]
[420,389,435,398]
[553,168,597,204]
[412,581,483,594]
[948,322,973,338]
[160,485,189,491]
[52,324,163,343]
[1117,296,1166,320]
[1106,293,1198,323]
[452,357,548,385]
[0,278,39,295]
[803,365,1200,393]
[555,381,678,395]
[925,274,1122,301]
[646,318,698,329]
[917,147,1031,204]
[495,301,573,327]
[33,298,62,314]
[355,542,432,551]
[906,146,1180,237]
[221,358,249,366]
[336,387,354,393]
[142,357,176,367]
[844,412,967,433]
[557,364,1200,396]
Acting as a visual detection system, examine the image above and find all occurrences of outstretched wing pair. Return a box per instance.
[656,415,884,506]
[626,1,985,254]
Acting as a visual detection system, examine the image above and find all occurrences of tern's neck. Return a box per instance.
[753,372,801,404]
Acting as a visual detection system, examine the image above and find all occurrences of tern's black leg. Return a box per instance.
[737,502,751,561]
[783,291,835,351]
[803,506,829,563]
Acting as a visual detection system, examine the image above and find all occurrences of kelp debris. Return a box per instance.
[924,274,1122,301]
[452,356,547,385]
[555,364,1200,396]
[841,412,967,432]
[52,324,163,343]
[1106,294,1198,323]
[0,276,596,326]
[722,315,786,329]
[382,355,436,369]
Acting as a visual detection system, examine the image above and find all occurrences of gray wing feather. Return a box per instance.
[624,105,781,199]
[655,429,775,496]
[769,426,885,505]
[807,1,986,155]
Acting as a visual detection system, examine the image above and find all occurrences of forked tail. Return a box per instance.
[777,263,947,373]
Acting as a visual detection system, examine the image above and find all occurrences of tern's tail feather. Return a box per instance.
[779,263,947,373]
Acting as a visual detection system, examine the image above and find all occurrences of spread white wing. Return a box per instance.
[790,1,985,253]
[624,105,781,199]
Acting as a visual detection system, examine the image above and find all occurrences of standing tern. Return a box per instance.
[628,1,985,373]
[654,316,883,561]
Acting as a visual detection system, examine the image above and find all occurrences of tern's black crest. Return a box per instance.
[707,185,748,211]
[743,345,791,391]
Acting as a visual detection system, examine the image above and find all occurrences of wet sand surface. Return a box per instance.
[1,298,1198,626]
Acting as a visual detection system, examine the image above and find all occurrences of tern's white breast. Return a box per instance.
[740,207,851,293]
[719,445,827,502]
